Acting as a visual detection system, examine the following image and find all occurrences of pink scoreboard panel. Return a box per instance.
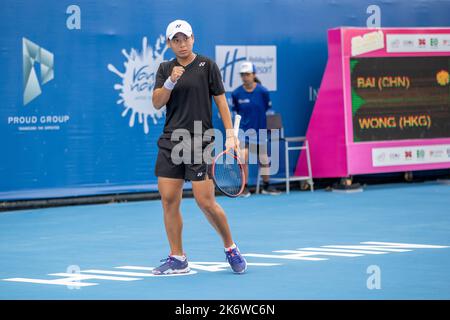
[295,27,450,178]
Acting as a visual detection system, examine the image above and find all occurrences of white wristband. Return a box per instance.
[163,77,177,90]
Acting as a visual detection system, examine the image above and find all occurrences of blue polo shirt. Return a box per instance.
[231,83,272,144]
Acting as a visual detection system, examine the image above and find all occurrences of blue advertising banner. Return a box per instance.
[1,0,449,200]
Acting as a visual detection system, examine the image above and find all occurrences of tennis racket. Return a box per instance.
[211,115,245,198]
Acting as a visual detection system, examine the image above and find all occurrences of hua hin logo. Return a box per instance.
[107,36,167,134]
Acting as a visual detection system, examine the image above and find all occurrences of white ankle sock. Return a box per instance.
[171,254,186,261]
[225,243,237,251]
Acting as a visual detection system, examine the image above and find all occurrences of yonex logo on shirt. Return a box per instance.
[199,62,206,67]
[238,98,250,104]
[197,172,203,177]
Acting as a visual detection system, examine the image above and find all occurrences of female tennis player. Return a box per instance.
[231,61,281,197]
[151,19,247,275]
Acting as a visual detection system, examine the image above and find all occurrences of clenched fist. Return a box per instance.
[170,66,185,82]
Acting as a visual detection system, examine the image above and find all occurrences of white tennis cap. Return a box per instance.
[166,20,193,40]
[239,61,256,73]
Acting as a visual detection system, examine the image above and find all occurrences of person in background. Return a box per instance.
[231,61,281,197]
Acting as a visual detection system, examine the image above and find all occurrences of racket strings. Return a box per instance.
[213,153,243,196]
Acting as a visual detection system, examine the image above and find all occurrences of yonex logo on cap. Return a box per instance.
[166,20,193,40]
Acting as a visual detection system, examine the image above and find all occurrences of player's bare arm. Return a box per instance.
[214,94,239,152]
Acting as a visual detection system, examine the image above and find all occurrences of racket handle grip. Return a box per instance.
[233,115,241,137]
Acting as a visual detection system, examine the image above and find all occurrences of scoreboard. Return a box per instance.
[351,57,450,142]
[296,28,450,178]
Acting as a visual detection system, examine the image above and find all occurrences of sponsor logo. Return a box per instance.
[351,30,384,56]
[23,38,54,105]
[377,152,386,162]
[374,144,450,167]
[6,115,70,132]
[429,150,445,158]
[389,152,401,160]
[108,36,166,134]
[430,38,439,48]
[215,45,277,91]
[387,34,450,53]
[6,39,69,132]
[390,39,400,49]
[416,149,425,159]
[402,39,414,48]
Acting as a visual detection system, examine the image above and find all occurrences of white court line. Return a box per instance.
[300,247,388,255]
[3,278,97,287]
[49,273,140,281]
[274,250,362,257]
[116,262,281,273]
[82,269,197,277]
[242,254,326,261]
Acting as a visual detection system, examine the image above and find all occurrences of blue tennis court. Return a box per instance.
[1,181,449,300]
